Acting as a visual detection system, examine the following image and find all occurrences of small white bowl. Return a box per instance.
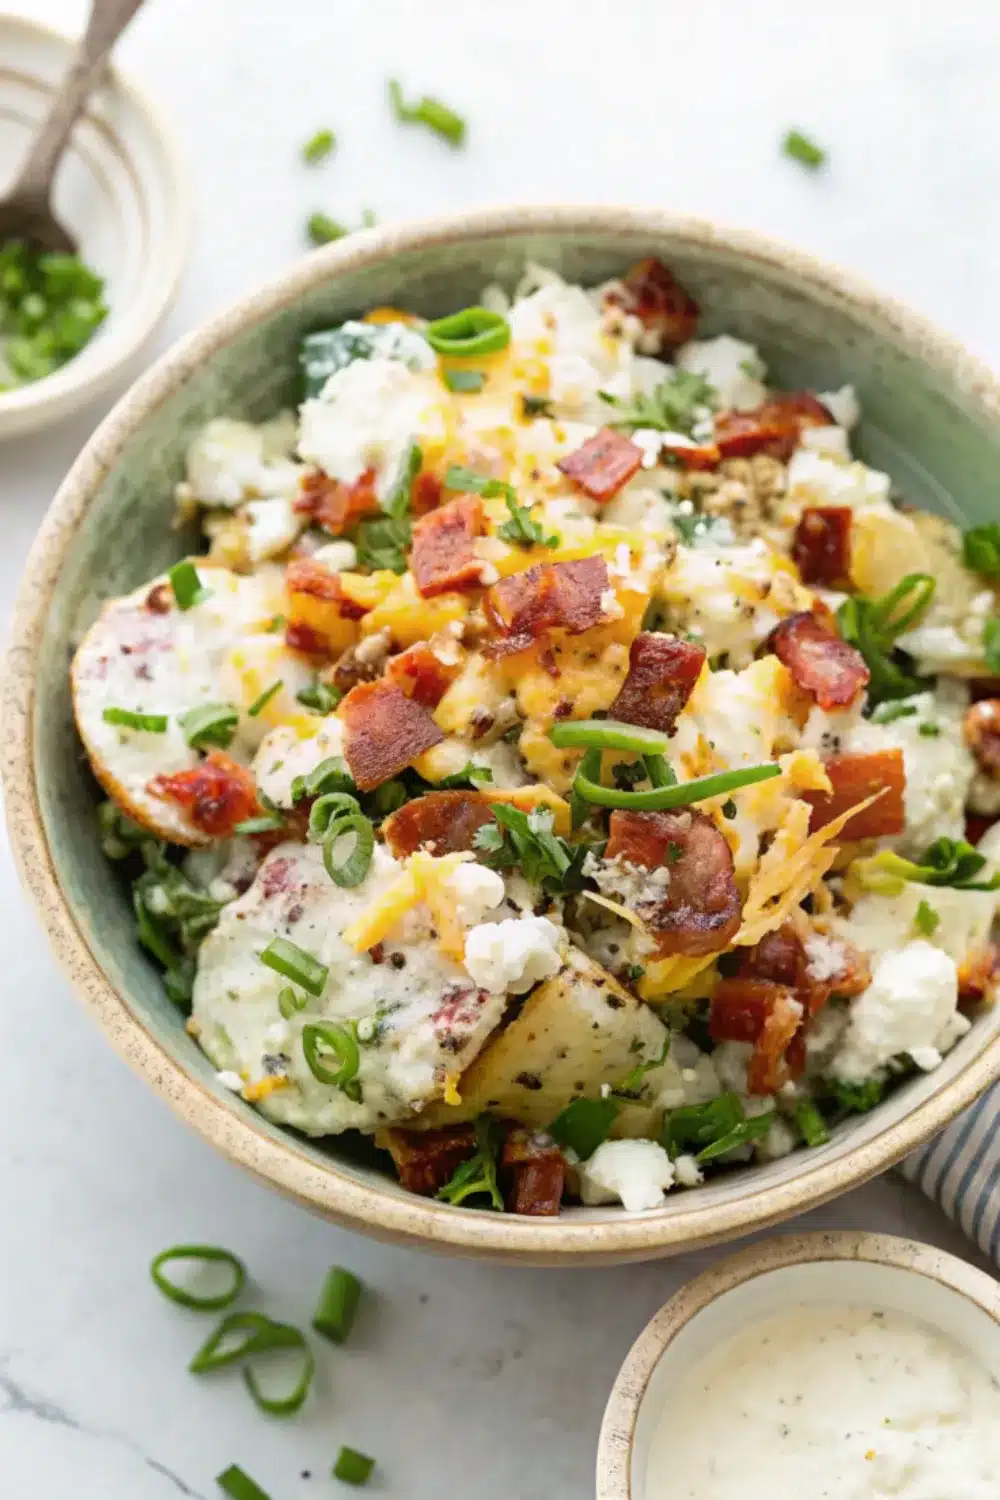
[0,12,190,438]
[597,1231,1000,1500]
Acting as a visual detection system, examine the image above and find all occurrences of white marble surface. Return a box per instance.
[2,1,998,1495]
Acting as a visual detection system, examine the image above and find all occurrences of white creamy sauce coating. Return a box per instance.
[192,843,508,1135]
[646,1304,1000,1500]
[71,566,315,842]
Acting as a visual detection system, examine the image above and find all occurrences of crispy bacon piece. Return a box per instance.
[484,555,609,658]
[607,257,699,352]
[661,440,721,471]
[958,945,1000,1012]
[709,979,804,1095]
[294,467,380,535]
[610,632,706,735]
[966,813,997,847]
[410,495,485,598]
[715,393,832,462]
[736,923,870,1017]
[558,427,643,502]
[500,1130,565,1216]
[148,751,259,839]
[286,557,367,618]
[383,791,495,859]
[606,809,742,956]
[340,679,444,790]
[386,643,460,708]
[802,748,906,840]
[793,506,853,588]
[964,699,1000,776]
[412,470,443,515]
[383,1125,477,1196]
[770,611,870,710]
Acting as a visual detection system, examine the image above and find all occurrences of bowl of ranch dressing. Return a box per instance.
[597,1231,1000,1500]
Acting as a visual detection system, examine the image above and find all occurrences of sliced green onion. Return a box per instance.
[387,78,466,146]
[291,755,356,803]
[260,936,329,996]
[302,127,336,163]
[302,1021,361,1097]
[307,211,348,246]
[307,792,363,841]
[915,898,940,936]
[296,677,341,714]
[443,367,486,393]
[312,1265,363,1343]
[169,559,210,611]
[333,1448,375,1486]
[426,307,510,358]
[871,701,918,725]
[150,1244,245,1310]
[794,1098,831,1147]
[548,1097,620,1159]
[574,761,781,811]
[243,1332,315,1416]
[549,718,671,754]
[643,754,676,789]
[308,795,375,888]
[102,707,168,732]
[216,1465,271,1500]
[782,128,826,169]
[179,702,239,750]
[248,681,283,717]
[870,572,936,637]
[233,812,285,836]
[278,985,307,1019]
[190,1311,298,1373]
[963,523,1000,577]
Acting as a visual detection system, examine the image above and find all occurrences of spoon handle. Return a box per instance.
[11,0,147,210]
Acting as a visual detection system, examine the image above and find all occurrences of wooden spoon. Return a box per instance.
[0,0,147,253]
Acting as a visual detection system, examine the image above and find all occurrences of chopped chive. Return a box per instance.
[915,898,940,936]
[333,1448,375,1486]
[302,1021,361,1096]
[102,707,168,732]
[307,211,349,246]
[248,680,283,716]
[302,127,336,164]
[233,811,285,836]
[443,367,486,393]
[387,77,466,146]
[312,1265,363,1343]
[871,702,918,725]
[427,308,509,358]
[918,721,940,737]
[793,1099,831,1148]
[216,1465,271,1500]
[260,936,329,996]
[782,128,826,170]
[150,1244,245,1310]
[168,559,209,611]
[179,702,240,750]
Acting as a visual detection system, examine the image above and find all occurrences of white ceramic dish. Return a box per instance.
[597,1230,1000,1500]
[0,11,190,438]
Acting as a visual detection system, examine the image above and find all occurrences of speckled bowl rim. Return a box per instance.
[596,1230,1000,1499]
[0,11,192,425]
[6,205,1000,1263]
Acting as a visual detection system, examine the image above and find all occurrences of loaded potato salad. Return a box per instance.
[73,258,1000,1216]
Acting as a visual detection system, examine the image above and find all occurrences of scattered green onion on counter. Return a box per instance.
[387,77,466,146]
[216,1465,272,1500]
[307,211,349,246]
[333,1447,376,1486]
[312,1265,363,1344]
[260,936,329,996]
[150,1244,246,1311]
[782,128,826,170]
[301,127,336,164]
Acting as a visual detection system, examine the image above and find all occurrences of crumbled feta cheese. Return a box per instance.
[799,425,851,460]
[445,863,506,927]
[312,539,358,572]
[712,1040,753,1095]
[839,883,998,969]
[676,336,768,411]
[631,429,667,468]
[817,385,861,429]
[184,413,302,508]
[755,1117,799,1162]
[804,933,848,984]
[786,449,891,512]
[264,1020,290,1048]
[578,1139,675,1211]
[216,1070,244,1092]
[298,357,447,502]
[462,916,564,994]
[244,495,302,561]
[673,1153,704,1188]
[832,942,960,1083]
[252,718,345,808]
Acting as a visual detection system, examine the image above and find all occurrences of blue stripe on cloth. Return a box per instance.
[903,1081,1000,1264]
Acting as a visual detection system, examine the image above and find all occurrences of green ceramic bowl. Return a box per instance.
[6,207,1000,1264]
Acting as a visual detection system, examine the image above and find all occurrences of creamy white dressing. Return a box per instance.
[646,1304,1000,1500]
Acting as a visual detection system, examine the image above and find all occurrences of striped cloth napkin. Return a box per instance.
[901,1081,1000,1264]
